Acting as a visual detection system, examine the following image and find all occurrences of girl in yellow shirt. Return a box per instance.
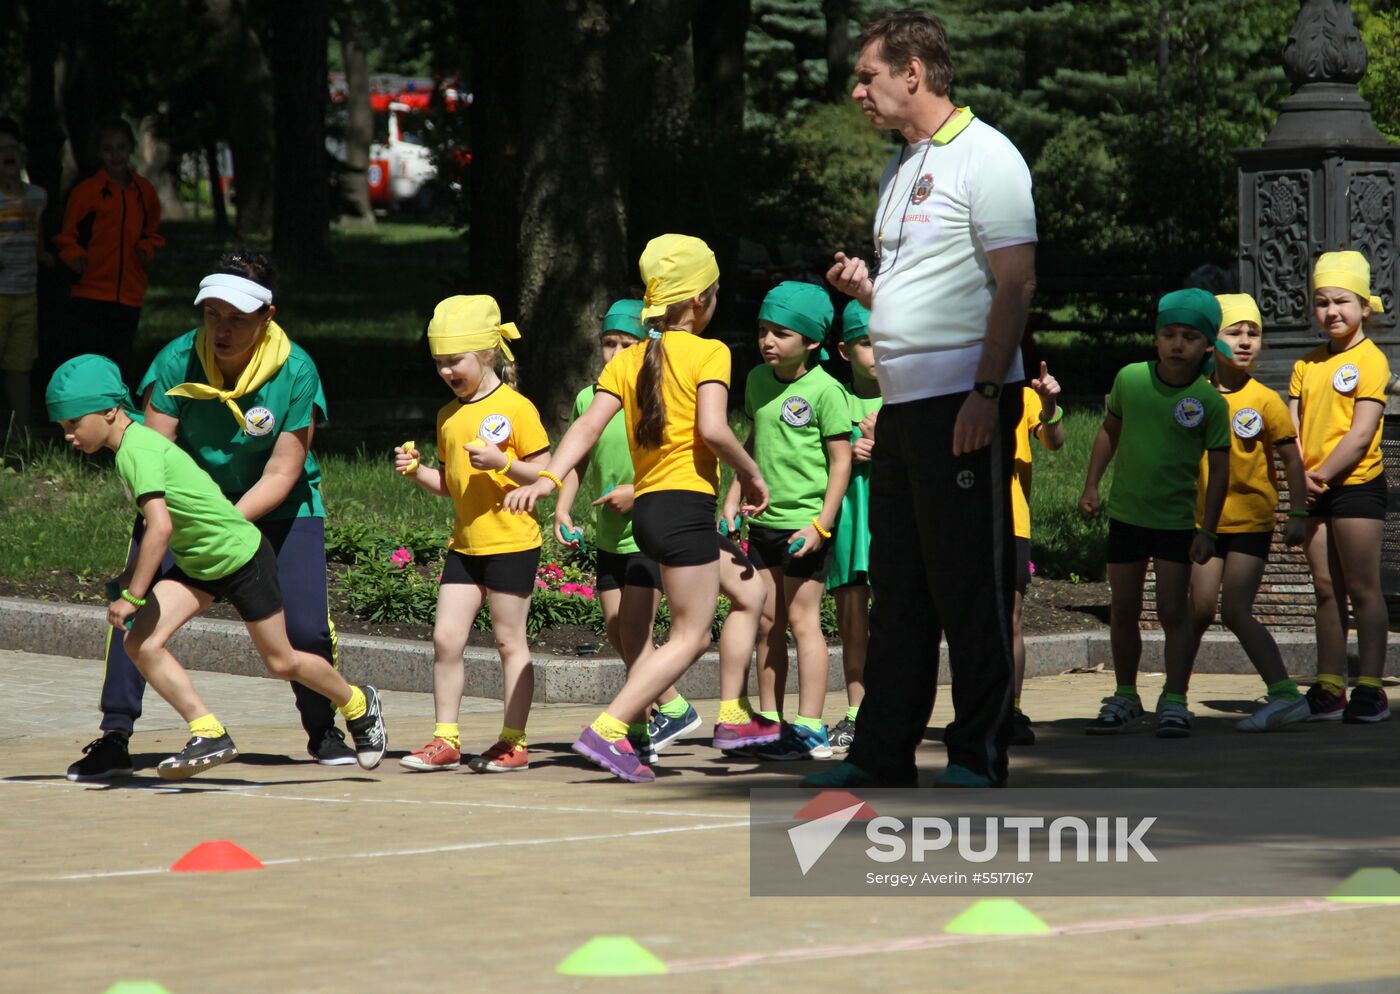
[1288,252,1392,723]
[506,234,771,782]
[394,296,552,772]
[1190,294,1309,731]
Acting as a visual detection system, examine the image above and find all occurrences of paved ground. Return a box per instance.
[3,649,1400,993]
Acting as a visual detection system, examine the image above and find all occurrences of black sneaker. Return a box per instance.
[1010,707,1036,746]
[156,733,239,780]
[67,733,134,781]
[308,726,357,766]
[345,686,387,769]
[829,717,857,755]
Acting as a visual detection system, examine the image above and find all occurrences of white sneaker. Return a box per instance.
[1238,695,1311,732]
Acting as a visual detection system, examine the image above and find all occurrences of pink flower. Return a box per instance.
[390,546,412,569]
[561,582,580,595]
[740,540,749,554]
[535,579,547,588]
[578,585,595,600]
[1028,560,1036,576]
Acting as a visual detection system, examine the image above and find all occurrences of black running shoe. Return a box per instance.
[67,733,135,782]
[156,733,239,780]
[345,686,387,769]
[1010,707,1036,746]
[308,727,357,766]
[829,717,857,755]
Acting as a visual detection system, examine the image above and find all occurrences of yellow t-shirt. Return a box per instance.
[595,330,731,497]
[436,383,550,555]
[1195,377,1294,533]
[1010,386,1050,540]
[1288,337,1389,486]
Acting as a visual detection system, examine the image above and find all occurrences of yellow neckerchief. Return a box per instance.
[166,320,292,433]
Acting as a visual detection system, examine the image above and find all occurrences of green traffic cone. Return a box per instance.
[556,935,668,976]
[1327,867,1400,904]
[944,898,1050,935]
[103,983,172,994]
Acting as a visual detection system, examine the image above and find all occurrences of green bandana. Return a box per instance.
[842,299,871,343]
[759,281,834,359]
[602,298,645,339]
[1157,288,1232,366]
[46,354,141,422]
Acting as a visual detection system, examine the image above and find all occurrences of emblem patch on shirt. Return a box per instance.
[1232,407,1263,439]
[1333,363,1360,393]
[956,469,975,490]
[1174,396,1205,428]
[780,396,813,427]
[479,413,512,443]
[243,406,276,437]
[910,173,935,205]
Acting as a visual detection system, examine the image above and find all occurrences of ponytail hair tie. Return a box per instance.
[648,328,663,340]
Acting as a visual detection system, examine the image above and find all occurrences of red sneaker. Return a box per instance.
[468,740,529,773]
[712,714,781,750]
[1305,683,1347,722]
[399,737,461,771]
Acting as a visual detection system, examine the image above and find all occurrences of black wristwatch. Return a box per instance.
[972,381,1001,400]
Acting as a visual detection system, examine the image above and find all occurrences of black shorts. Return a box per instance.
[595,548,662,591]
[1106,519,1195,565]
[1310,473,1388,520]
[745,523,832,582]
[441,548,540,594]
[165,536,283,623]
[1015,536,1032,591]
[1209,530,1273,561]
[631,491,720,567]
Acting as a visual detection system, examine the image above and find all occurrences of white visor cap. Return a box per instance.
[193,273,273,313]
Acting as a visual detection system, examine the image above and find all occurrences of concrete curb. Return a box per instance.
[1,597,1391,704]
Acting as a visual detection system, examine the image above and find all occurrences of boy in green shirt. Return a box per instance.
[554,299,700,761]
[47,355,387,779]
[1078,289,1231,738]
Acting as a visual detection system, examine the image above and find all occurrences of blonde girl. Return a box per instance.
[506,234,771,782]
[395,296,551,772]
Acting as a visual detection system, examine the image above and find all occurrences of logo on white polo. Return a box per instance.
[1174,397,1204,428]
[243,406,275,437]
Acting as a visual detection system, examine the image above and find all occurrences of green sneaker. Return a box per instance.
[800,760,915,789]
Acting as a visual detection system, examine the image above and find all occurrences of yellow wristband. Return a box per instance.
[811,518,832,540]
[538,469,563,491]
[500,453,514,475]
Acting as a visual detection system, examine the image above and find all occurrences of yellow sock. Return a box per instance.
[1358,676,1384,690]
[738,695,755,715]
[1014,696,1022,710]
[189,713,226,738]
[1317,673,1346,693]
[500,726,527,749]
[591,712,629,742]
[340,686,367,721]
[716,699,751,724]
[434,722,461,748]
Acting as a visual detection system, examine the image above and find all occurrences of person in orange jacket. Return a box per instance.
[53,119,164,377]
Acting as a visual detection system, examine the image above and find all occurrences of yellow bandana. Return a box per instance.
[427,295,521,360]
[639,234,720,320]
[166,320,292,433]
[1216,293,1262,331]
[1313,251,1385,313]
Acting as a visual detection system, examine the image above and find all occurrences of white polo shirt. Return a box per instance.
[867,109,1037,404]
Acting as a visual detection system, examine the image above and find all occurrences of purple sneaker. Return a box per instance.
[712,714,782,750]
[572,726,656,782]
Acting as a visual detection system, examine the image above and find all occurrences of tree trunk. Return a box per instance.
[52,0,121,187]
[136,113,188,221]
[19,0,63,228]
[269,0,332,261]
[200,0,275,238]
[334,0,375,225]
[823,0,851,103]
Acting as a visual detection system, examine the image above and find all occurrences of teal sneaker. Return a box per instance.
[934,763,1003,788]
[800,760,916,789]
[752,722,833,761]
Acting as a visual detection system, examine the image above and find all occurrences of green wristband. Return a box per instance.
[1041,405,1064,426]
[120,588,148,607]
[1197,529,1218,541]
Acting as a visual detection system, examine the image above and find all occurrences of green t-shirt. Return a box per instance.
[744,364,851,530]
[1106,361,1230,530]
[115,422,263,581]
[572,385,638,555]
[139,330,327,521]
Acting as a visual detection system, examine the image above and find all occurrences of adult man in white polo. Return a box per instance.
[813,9,1038,788]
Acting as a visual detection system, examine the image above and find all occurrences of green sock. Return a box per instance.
[657,695,690,719]
[1115,684,1139,700]
[1267,679,1301,701]
[845,705,859,721]
[792,714,823,732]
[627,722,649,739]
[1162,692,1187,707]
[1359,675,1384,690]
[759,709,780,722]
